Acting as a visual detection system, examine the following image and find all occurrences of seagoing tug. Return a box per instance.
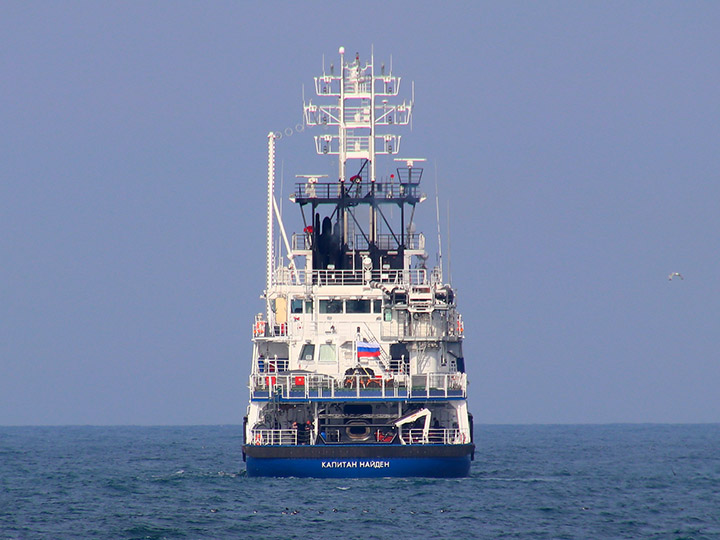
[242,47,474,477]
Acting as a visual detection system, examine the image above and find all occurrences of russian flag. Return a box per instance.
[357,341,381,358]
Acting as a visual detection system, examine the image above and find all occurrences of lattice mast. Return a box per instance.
[303,47,413,244]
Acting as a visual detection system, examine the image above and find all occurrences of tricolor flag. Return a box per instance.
[357,341,381,358]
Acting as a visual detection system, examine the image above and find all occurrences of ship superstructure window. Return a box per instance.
[373,300,382,313]
[318,344,336,363]
[346,299,371,314]
[292,298,313,314]
[319,299,343,314]
[299,343,315,362]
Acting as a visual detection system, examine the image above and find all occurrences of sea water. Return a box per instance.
[1,424,718,539]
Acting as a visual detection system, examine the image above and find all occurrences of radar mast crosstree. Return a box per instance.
[303,46,414,182]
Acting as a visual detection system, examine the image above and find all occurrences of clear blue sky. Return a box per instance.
[2,2,718,425]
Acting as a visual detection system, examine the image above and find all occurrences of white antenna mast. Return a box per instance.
[447,200,452,285]
[265,132,276,317]
[434,163,443,282]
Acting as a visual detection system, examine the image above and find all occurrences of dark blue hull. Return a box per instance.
[243,444,474,478]
[246,455,471,477]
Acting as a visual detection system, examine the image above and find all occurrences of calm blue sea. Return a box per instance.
[1,425,719,539]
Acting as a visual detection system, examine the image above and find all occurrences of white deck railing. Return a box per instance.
[249,372,466,400]
[400,428,468,445]
[250,429,298,446]
[272,267,430,287]
[248,427,469,446]
[378,312,464,341]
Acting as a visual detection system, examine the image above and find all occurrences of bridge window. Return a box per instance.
[319,299,343,314]
[346,299,371,313]
[291,299,304,314]
[292,298,313,313]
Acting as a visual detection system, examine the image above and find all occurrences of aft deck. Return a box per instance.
[249,372,467,402]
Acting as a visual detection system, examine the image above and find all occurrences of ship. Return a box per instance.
[242,47,475,477]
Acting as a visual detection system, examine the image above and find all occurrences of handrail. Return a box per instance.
[249,372,466,400]
[249,428,297,446]
[294,181,421,201]
[401,428,468,445]
[292,232,424,251]
[272,267,428,287]
[380,309,464,341]
[249,427,468,446]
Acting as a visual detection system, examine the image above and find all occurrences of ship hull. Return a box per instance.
[243,444,474,478]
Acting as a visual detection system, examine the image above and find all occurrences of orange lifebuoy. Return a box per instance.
[254,321,266,337]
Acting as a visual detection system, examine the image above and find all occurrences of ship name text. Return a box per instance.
[320,460,391,469]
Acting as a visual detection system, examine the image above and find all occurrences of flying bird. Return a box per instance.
[668,272,684,281]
